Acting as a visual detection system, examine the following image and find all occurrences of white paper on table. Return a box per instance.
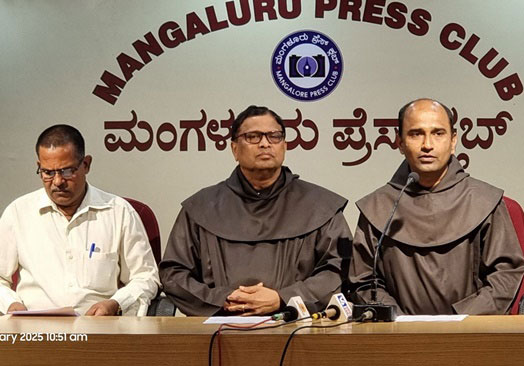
[395,314,468,322]
[10,306,79,316]
[203,316,273,324]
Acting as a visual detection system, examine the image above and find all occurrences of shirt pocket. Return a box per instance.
[78,250,119,293]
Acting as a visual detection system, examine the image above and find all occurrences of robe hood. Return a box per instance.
[356,156,503,247]
[182,166,348,241]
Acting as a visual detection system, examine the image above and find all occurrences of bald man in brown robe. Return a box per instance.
[349,99,524,315]
[160,106,352,316]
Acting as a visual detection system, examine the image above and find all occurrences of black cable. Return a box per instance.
[208,316,312,366]
[208,329,219,366]
[279,312,373,366]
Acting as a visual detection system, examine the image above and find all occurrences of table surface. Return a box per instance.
[1,314,524,334]
[2,315,524,366]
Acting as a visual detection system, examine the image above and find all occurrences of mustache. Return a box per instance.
[51,188,69,193]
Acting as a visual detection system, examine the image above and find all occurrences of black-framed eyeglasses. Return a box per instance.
[235,130,285,144]
[37,160,84,181]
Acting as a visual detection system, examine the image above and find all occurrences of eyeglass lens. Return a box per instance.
[244,131,284,144]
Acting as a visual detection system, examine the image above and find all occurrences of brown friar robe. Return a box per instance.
[350,156,524,315]
[159,166,352,316]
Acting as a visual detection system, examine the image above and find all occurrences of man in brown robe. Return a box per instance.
[160,105,352,316]
[350,98,524,315]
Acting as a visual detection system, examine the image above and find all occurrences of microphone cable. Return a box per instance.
[215,318,272,366]
[208,315,313,366]
[278,311,374,366]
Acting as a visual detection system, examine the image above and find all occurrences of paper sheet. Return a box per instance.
[395,314,468,322]
[10,306,79,316]
[203,316,273,324]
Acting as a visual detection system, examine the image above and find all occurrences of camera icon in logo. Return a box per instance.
[288,55,326,78]
[271,30,343,101]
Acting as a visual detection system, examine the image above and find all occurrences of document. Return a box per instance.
[204,316,273,324]
[10,306,79,316]
[395,314,468,322]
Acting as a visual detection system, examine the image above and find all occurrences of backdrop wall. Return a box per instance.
[1,0,523,253]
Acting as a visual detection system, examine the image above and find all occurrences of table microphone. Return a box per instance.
[353,172,419,322]
[272,296,310,322]
[272,306,299,322]
[311,306,339,320]
[311,293,352,321]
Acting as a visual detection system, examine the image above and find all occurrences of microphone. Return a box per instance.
[272,306,299,322]
[311,293,353,321]
[286,296,311,322]
[311,306,339,320]
[353,172,419,322]
[406,172,419,186]
[271,296,311,322]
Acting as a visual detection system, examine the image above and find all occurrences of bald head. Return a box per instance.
[398,98,454,138]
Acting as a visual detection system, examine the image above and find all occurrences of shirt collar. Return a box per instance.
[37,183,111,216]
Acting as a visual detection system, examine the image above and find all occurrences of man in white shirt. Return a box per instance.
[0,124,160,315]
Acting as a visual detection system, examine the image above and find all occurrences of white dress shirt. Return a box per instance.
[0,184,160,315]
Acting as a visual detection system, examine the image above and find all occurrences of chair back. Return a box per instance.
[504,196,524,314]
[123,198,174,316]
[11,271,19,290]
[124,197,162,264]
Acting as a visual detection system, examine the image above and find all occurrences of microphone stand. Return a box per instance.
[353,172,419,322]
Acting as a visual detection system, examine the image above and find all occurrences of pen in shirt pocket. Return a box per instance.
[88,243,100,258]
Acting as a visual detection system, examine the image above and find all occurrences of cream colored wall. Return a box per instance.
[1,0,523,254]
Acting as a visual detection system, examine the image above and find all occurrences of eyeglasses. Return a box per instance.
[37,160,83,181]
[235,131,285,144]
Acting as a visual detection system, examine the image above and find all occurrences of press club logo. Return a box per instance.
[271,30,343,102]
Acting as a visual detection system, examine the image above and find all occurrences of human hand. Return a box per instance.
[7,302,27,313]
[85,299,120,316]
[225,282,281,316]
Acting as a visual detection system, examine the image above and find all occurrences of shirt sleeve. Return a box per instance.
[452,199,524,314]
[349,214,404,313]
[159,208,236,316]
[0,205,24,314]
[277,211,353,313]
[110,203,160,316]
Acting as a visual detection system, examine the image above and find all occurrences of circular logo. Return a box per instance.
[271,30,343,102]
